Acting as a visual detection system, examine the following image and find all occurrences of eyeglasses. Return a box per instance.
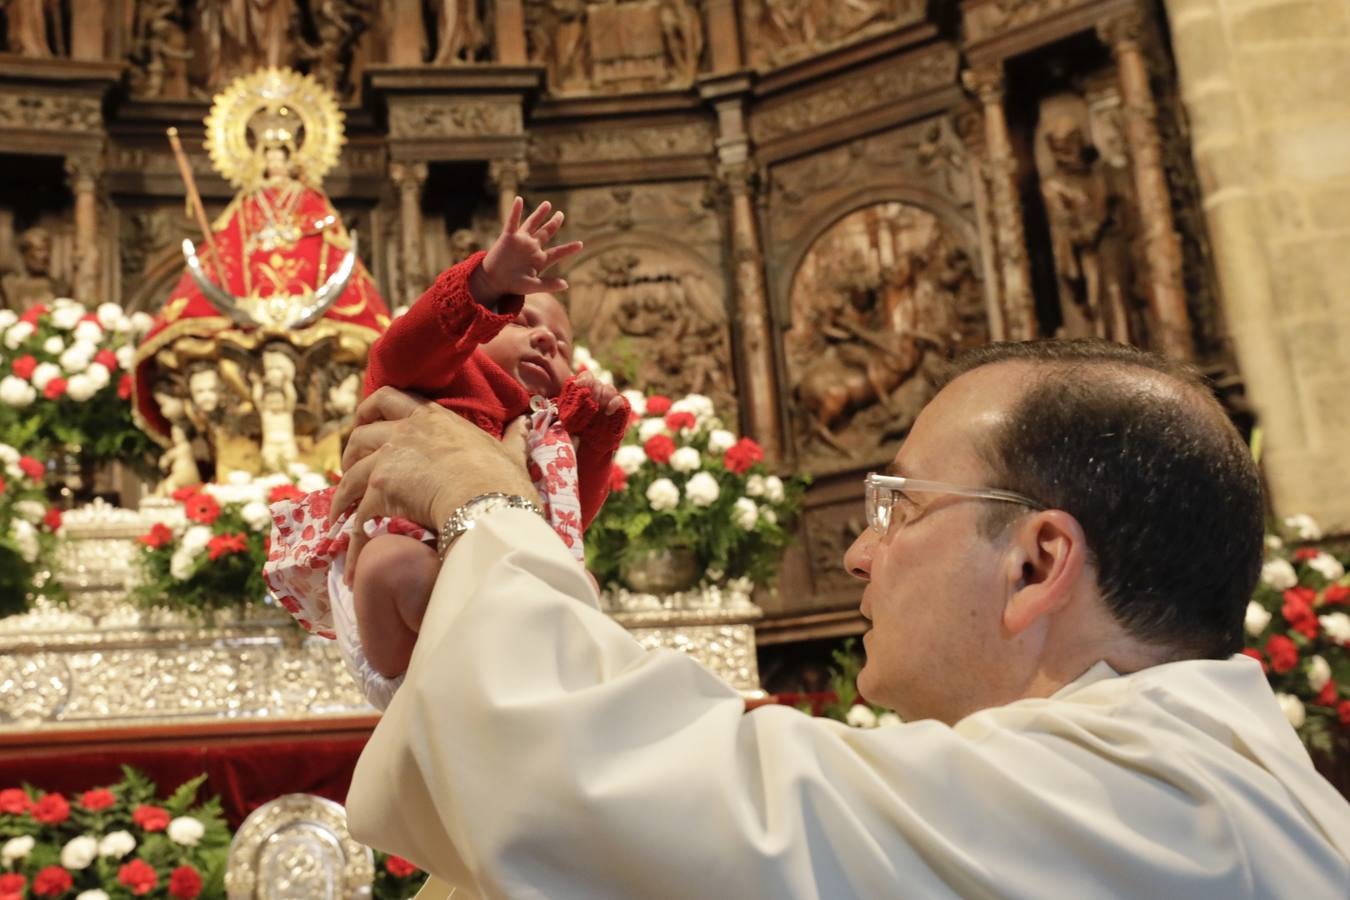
[864,472,1043,536]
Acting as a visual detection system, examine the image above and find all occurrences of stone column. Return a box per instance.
[962,64,1037,340]
[390,161,428,304]
[1098,12,1195,360]
[704,0,743,72]
[70,0,105,60]
[488,157,530,226]
[494,0,527,64]
[388,0,426,65]
[65,155,102,302]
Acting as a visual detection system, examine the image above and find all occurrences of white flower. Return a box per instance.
[43,335,66,355]
[65,373,97,402]
[3,320,34,349]
[286,462,312,477]
[846,705,878,728]
[621,390,646,417]
[227,470,252,485]
[615,445,647,476]
[115,344,134,370]
[1306,655,1331,693]
[669,446,701,473]
[11,519,38,563]
[180,525,213,556]
[59,344,94,374]
[707,429,736,455]
[167,815,205,846]
[637,417,668,443]
[877,712,903,727]
[2,835,34,863]
[241,501,272,532]
[1319,612,1350,645]
[87,362,111,389]
[61,835,99,870]
[130,311,154,334]
[14,500,45,522]
[0,309,14,329]
[685,471,720,507]
[50,304,84,330]
[31,361,62,391]
[1283,514,1322,541]
[732,497,758,530]
[670,393,715,422]
[1260,559,1298,591]
[1244,601,1272,637]
[98,830,136,858]
[113,315,135,334]
[77,891,111,900]
[96,302,124,329]
[646,478,680,512]
[746,474,765,497]
[1264,534,1284,551]
[764,476,785,503]
[0,375,36,408]
[762,507,778,526]
[0,444,17,463]
[73,320,103,343]
[1276,692,1306,729]
[1307,553,1345,582]
[169,546,197,581]
[297,472,329,493]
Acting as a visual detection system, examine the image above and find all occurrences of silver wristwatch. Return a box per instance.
[437,492,543,560]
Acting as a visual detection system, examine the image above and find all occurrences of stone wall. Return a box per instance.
[1165,0,1350,530]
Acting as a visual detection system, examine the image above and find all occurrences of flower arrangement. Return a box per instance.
[371,851,428,899]
[1241,514,1350,756]
[0,767,230,899]
[0,441,63,617]
[133,469,334,615]
[804,640,902,729]
[0,301,155,468]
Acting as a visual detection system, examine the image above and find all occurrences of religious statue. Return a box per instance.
[198,0,298,92]
[3,0,63,57]
[150,386,203,496]
[1,226,68,312]
[130,0,193,99]
[527,0,704,93]
[133,68,390,482]
[431,0,487,64]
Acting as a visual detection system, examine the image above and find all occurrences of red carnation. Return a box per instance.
[118,858,158,895]
[269,484,305,504]
[1239,647,1268,674]
[80,787,116,811]
[1340,700,1350,727]
[95,348,119,370]
[0,475,5,496]
[1265,634,1300,674]
[1282,588,1319,639]
[609,463,628,492]
[17,456,44,480]
[31,866,72,897]
[42,376,67,400]
[11,354,36,380]
[138,522,175,549]
[1324,584,1350,606]
[169,865,203,899]
[664,411,696,432]
[184,493,221,525]
[132,803,170,831]
[1316,680,1338,707]
[19,304,47,324]
[0,788,30,814]
[644,394,672,416]
[207,532,248,561]
[1292,548,1320,562]
[171,484,200,502]
[31,792,69,824]
[43,506,62,531]
[0,873,24,894]
[722,437,765,475]
[385,855,418,878]
[644,434,675,465]
[118,373,133,399]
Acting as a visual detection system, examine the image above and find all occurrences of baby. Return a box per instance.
[264,198,629,707]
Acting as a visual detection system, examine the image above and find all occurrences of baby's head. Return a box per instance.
[481,292,574,397]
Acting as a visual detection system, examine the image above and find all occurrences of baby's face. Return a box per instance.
[481,293,574,397]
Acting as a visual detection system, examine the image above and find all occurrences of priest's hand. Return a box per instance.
[331,386,537,581]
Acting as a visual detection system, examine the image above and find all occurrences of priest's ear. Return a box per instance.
[1001,509,1088,635]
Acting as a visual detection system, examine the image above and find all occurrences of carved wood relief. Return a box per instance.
[739,0,926,71]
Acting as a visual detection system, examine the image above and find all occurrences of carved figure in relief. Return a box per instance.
[305,0,372,95]
[3,0,62,57]
[1,226,67,312]
[150,387,203,496]
[132,0,194,98]
[431,0,487,64]
[253,342,302,471]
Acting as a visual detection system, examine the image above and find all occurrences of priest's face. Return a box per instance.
[843,364,1032,725]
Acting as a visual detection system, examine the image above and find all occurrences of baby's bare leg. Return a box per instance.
[352,533,441,678]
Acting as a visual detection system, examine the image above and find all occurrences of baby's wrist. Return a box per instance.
[468,262,504,310]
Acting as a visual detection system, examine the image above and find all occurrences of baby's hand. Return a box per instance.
[575,369,626,418]
[470,196,583,304]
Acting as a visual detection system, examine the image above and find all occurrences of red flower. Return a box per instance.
[1315,680,1338,707]
[31,792,69,824]
[385,855,419,878]
[723,437,765,475]
[171,484,201,502]
[95,348,119,370]
[184,493,221,525]
[11,354,36,380]
[269,484,305,504]
[1340,700,1350,727]
[132,803,171,831]
[80,787,116,811]
[1239,647,1268,674]
[19,303,47,324]
[31,865,72,897]
[17,456,44,480]
[644,434,675,465]
[118,858,158,895]
[207,532,248,560]
[664,411,696,432]
[169,865,204,899]
[609,463,628,492]
[0,873,24,894]
[1281,588,1319,639]
[644,394,672,416]
[42,506,62,531]
[0,788,30,814]
[0,475,5,495]
[138,522,175,549]
[1265,634,1300,674]
[1292,548,1320,562]
[42,376,67,400]
[1324,584,1350,606]
[118,373,133,399]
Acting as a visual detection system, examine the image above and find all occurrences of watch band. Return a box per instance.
[437,492,543,560]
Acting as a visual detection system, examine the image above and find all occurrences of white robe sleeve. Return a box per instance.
[346,510,1350,900]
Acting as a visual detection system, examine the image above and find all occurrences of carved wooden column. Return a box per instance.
[704,0,743,72]
[494,0,527,63]
[488,157,529,226]
[70,0,106,60]
[388,0,426,65]
[962,64,1037,340]
[1099,13,1195,359]
[390,161,428,304]
[65,155,102,302]
[954,105,1007,341]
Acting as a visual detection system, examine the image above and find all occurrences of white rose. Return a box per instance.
[96,302,123,329]
[669,446,701,473]
[761,507,777,526]
[65,373,97,402]
[297,472,329,493]
[614,445,647,476]
[14,500,45,522]
[685,471,720,507]
[59,344,93,374]
[1264,534,1284,551]
[77,891,111,900]
[706,429,736,455]
[637,417,668,443]
[3,320,34,349]
[846,705,878,728]
[50,304,84,330]
[1306,655,1331,693]
[115,344,134,370]
[1284,514,1322,541]
[11,519,38,563]
[0,375,36,408]
[0,309,15,329]
[2,835,34,863]
[1307,553,1345,582]
[44,335,66,355]
[241,501,272,531]
[1244,601,1272,637]
[85,362,111,389]
[621,390,646,418]
[645,478,680,512]
[73,320,103,344]
[732,497,758,530]
[764,475,785,503]
[61,835,99,870]
[167,815,205,846]
[98,830,136,859]
[1318,612,1350,645]
[1260,559,1298,591]
[745,474,765,497]
[31,361,62,391]
[130,311,154,334]
[1276,692,1306,729]
[877,712,903,727]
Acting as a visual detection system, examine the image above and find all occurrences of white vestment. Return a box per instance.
[347,510,1350,899]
